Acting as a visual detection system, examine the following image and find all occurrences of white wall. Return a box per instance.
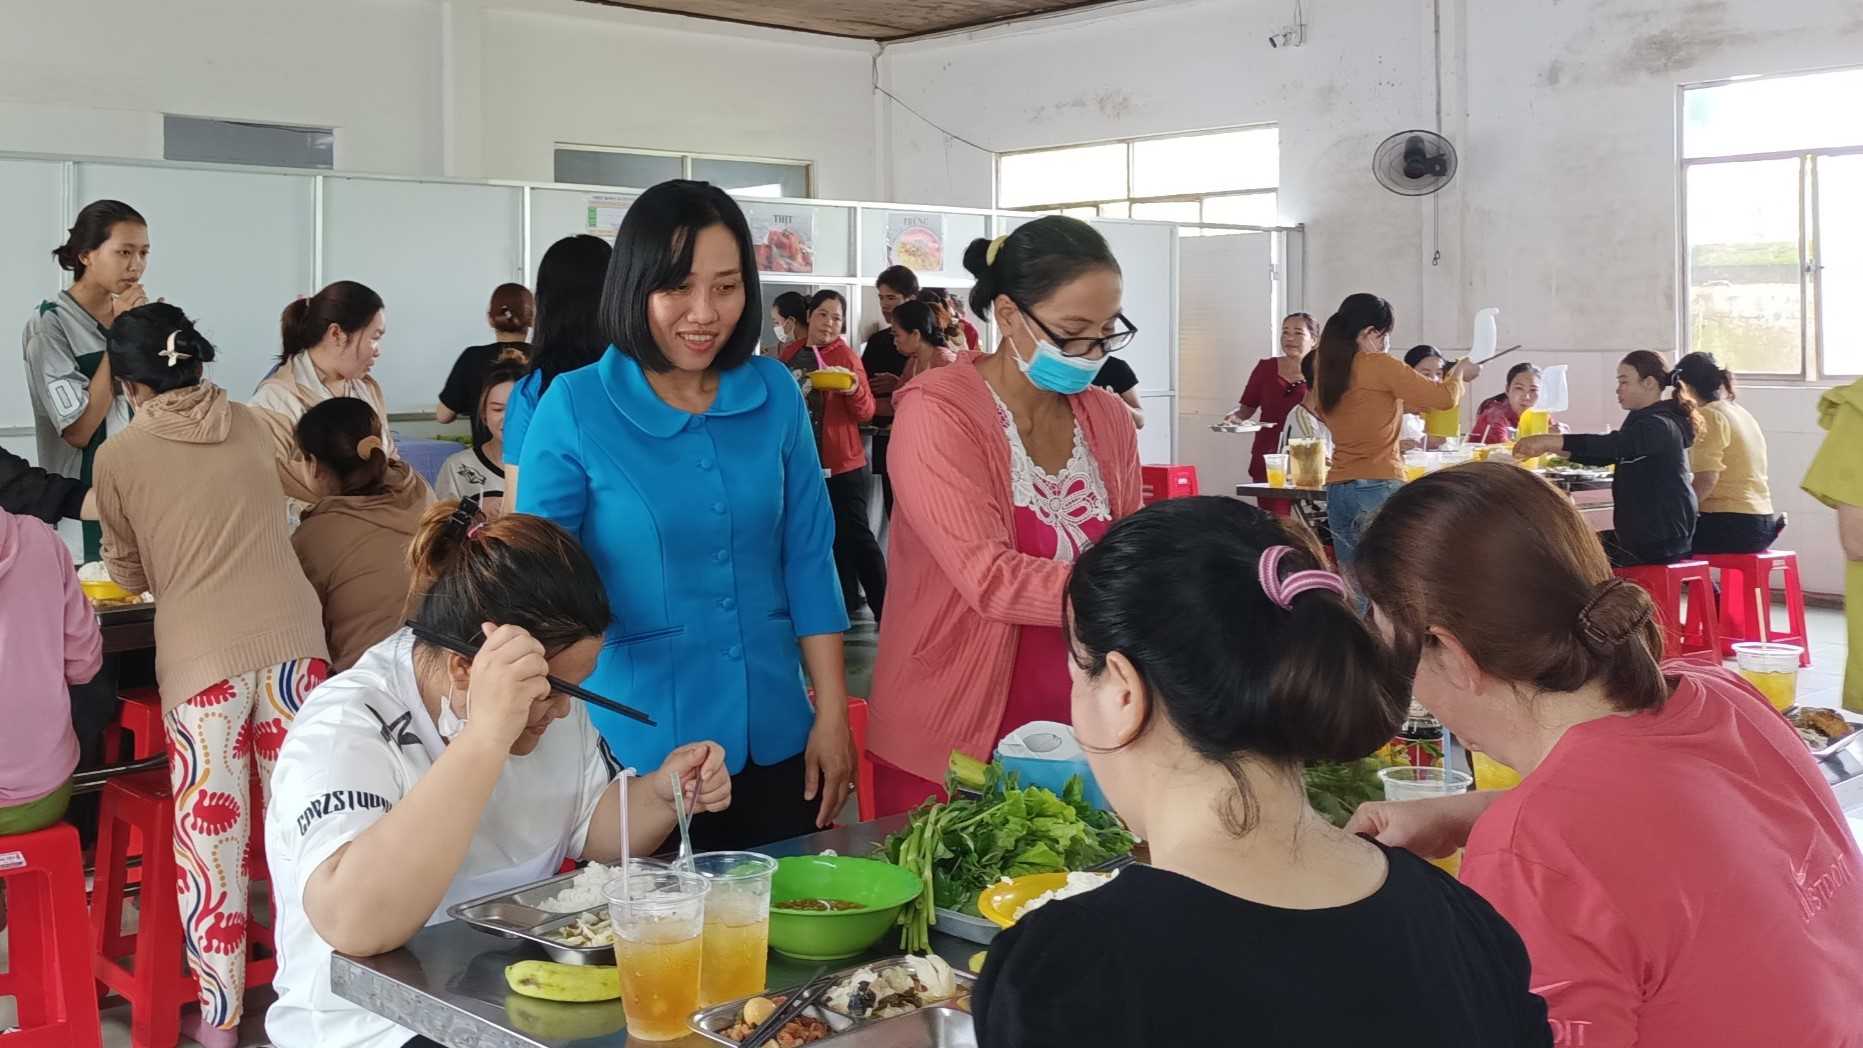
[0,0,876,194]
[878,0,1863,594]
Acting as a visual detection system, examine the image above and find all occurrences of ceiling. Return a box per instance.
[577,0,1119,41]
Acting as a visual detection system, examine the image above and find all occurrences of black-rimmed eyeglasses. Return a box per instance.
[1014,299,1139,358]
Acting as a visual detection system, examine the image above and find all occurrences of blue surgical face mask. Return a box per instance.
[1013,315,1106,395]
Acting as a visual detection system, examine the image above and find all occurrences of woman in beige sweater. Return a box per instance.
[251,281,393,523]
[292,397,433,671]
[93,303,329,1048]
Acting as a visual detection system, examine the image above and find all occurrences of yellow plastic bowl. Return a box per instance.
[81,578,134,603]
[810,370,856,391]
[977,872,1070,929]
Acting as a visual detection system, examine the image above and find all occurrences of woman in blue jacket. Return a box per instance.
[518,181,856,848]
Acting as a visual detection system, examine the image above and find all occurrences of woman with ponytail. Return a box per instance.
[1515,350,1698,566]
[867,216,1143,816]
[1347,462,1863,1048]
[1670,351,1785,554]
[291,397,435,672]
[265,501,730,1048]
[973,496,1549,1047]
[92,303,329,1047]
[23,199,149,559]
[436,282,532,424]
[254,280,392,470]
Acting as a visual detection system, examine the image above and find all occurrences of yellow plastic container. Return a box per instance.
[1424,406,1461,439]
[1472,752,1522,791]
[80,578,134,604]
[809,369,856,392]
[1733,642,1803,711]
[977,872,1071,929]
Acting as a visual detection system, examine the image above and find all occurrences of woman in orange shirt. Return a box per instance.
[780,290,884,620]
[1313,293,1478,572]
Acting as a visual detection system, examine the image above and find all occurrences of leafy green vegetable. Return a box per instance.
[879,760,1135,953]
[1304,756,1395,828]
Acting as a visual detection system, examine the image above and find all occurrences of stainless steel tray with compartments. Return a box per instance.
[688,957,975,1046]
[445,867,619,965]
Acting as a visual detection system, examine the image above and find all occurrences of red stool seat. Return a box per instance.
[1702,550,1811,665]
[1614,560,1722,666]
[92,770,191,1048]
[0,822,103,1048]
[105,688,166,763]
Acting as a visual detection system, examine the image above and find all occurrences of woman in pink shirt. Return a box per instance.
[1469,362,1563,443]
[1347,462,1863,1048]
[890,300,960,384]
[868,217,1143,815]
[0,508,103,834]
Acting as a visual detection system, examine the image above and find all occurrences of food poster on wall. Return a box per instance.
[586,194,631,240]
[745,203,815,274]
[885,213,945,274]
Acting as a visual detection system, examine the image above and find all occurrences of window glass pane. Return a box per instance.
[1131,127,1278,197]
[1819,154,1863,375]
[1686,159,1803,374]
[1098,201,1130,219]
[1684,68,1863,158]
[693,157,809,198]
[555,149,682,189]
[164,116,333,169]
[1130,200,1202,223]
[1201,192,1279,226]
[998,143,1128,208]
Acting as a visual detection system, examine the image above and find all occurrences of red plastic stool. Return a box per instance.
[1703,550,1811,665]
[0,822,103,1048]
[91,770,191,1048]
[1614,561,1722,666]
[105,687,167,763]
[847,698,876,823]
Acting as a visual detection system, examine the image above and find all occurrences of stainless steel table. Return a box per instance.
[331,815,978,1048]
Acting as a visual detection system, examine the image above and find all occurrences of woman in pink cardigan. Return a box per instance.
[869,217,1143,814]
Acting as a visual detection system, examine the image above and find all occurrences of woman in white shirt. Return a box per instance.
[435,356,524,515]
[266,500,731,1048]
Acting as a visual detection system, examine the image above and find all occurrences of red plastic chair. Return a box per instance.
[0,822,103,1048]
[1703,550,1811,664]
[91,770,191,1048]
[1613,561,1722,666]
[104,687,166,763]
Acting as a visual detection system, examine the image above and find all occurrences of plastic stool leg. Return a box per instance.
[9,870,49,1029]
[1782,560,1812,666]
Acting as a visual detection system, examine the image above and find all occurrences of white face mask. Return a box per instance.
[437,686,469,739]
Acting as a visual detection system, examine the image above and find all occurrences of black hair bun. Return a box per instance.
[178,324,218,365]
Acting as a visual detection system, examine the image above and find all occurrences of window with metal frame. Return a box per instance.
[996,126,1279,235]
[554,146,811,198]
[163,116,334,170]
[1681,66,1863,379]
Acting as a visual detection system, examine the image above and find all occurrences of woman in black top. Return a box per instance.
[974,497,1550,1048]
[1515,350,1698,566]
[435,282,532,422]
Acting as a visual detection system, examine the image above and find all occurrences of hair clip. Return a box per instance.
[160,329,191,368]
[355,434,384,459]
[1258,545,1347,610]
[985,235,1009,266]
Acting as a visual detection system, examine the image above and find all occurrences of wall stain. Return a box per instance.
[1541,59,1565,87]
[1029,90,1137,124]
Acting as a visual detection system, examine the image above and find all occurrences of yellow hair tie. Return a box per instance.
[985,235,1008,266]
[356,434,384,459]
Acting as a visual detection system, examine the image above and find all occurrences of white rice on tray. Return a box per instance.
[1009,870,1116,922]
[537,861,618,913]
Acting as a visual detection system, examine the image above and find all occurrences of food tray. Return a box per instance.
[688,956,975,1046]
[929,851,1133,946]
[1210,421,1272,434]
[1787,706,1863,762]
[445,868,617,965]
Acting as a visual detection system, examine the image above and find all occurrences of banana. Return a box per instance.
[504,993,629,1040]
[968,950,988,974]
[504,959,621,1002]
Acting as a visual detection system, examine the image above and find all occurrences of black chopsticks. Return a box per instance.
[743,968,836,1048]
[403,622,656,726]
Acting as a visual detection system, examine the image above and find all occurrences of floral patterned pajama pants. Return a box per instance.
[163,658,327,1029]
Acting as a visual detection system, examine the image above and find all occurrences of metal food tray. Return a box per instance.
[1210,421,1272,434]
[1786,706,1863,762]
[929,850,1134,946]
[445,868,617,965]
[689,957,975,1046]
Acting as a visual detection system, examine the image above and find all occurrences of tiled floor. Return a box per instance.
[3,605,1845,1047]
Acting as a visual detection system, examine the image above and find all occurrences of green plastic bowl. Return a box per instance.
[766,855,923,960]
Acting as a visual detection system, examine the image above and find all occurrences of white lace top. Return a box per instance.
[990,388,1113,562]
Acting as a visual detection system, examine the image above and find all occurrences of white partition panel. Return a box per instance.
[0,158,66,431]
[528,186,622,281]
[1176,232,1273,496]
[322,177,524,412]
[1091,218,1177,462]
[73,162,316,402]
